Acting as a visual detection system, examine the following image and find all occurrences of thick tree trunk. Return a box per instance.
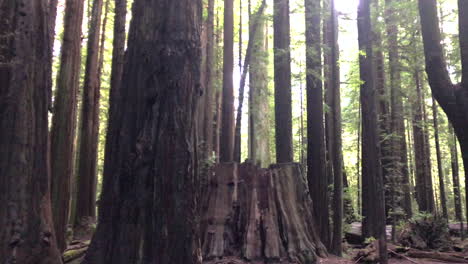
[220,0,235,162]
[84,0,203,263]
[385,0,412,219]
[418,0,468,223]
[432,97,448,219]
[201,163,327,263]
[273,0,293,163]
[305,0,329,249]
[249,2,271,168]
[0,0,63,262]
[357,1,388,262]
[74,0,104,236]
[50,0,85,252]
[412,71,435,213]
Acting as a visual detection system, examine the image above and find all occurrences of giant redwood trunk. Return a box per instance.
[357,1,388,261]
[75,0,104,235]
[418,0,468,223]
[50,0,85,251]
[202,163,327,263]
[273,0,293,163]
[305,0,329,249]
[84,0,202,263]
[0,0,63,263]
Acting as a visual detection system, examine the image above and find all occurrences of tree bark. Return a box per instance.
[0,0,63,262]
[385,0,412,219]
[418,0,468,224]
[357,1,388,262]
[201,163,327,263]
[220,0,235,162]
[431,97,448,219]
[84,0,203,263]
[74,0,104,236]
[273,0,293,163]
[50,0,86,252]
[305,0,329,249]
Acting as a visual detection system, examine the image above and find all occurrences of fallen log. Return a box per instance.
[407,249,468,263]
[201,162,327,263]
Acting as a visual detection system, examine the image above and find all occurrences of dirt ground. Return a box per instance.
[319,255,456,264]
[318,256,455,264]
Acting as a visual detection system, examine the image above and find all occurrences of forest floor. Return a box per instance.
[63,222,468,263]
[319,256,451,263]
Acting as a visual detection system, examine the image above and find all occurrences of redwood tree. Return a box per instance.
[0,0,62,262]
[75,0,104,234]
[84,0,203,263]
[357,0,388,261]
[385,0,412,218]
[50,0,85,251]
[249,1,271,167]
[273,0,293,163]
[220,0,235,162]
[418,0,468,222]
[305,0,329,249]
[412,70,435,213]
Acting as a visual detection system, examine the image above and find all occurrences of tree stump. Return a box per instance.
[201,162,327,263]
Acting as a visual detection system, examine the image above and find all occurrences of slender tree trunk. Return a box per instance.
[83,0,127,260]
[357,1,388,262]
[234,0,243,162]
[249,0,271,167]
[220,0,235,162]
[305,0,329,249]
[213,8,222,162]
[84,0,203,263]
[432,97,448,218]
[0,0,63,262]
[373,0,392,220]
[202,0,215,160]
[385,0,412,219]
[412,70,435,213]
[74,0,104,236]
[450,125,464,238]
[322,0,343,255]
[357,102,362,216]
[50,0,86,252]
[273,0,293,163]
[233,0,267,163]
